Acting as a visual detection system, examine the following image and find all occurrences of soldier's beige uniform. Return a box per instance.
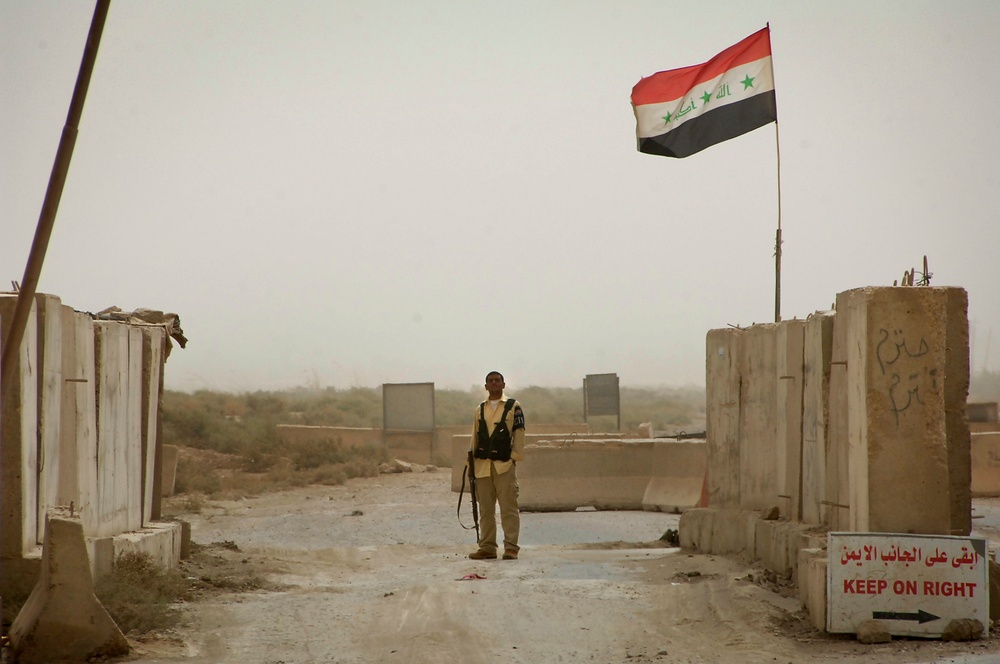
[470,395,525,556]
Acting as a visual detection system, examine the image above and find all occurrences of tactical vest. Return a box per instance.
[474,399,516,461]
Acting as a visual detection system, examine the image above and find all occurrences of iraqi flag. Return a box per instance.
[631,27,776,158]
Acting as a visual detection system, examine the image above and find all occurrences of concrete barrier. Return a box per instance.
[83,520,183,582]
[9,516,129,664]
[518,441,656,511]
[680,506,825,576]
[798,548,828,632]
[641,441,708,513]
[450,437,708,512]
[450,432,633,492]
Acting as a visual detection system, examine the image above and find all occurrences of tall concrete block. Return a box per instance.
[826,304,851,531]
[706,328,742,509]
[35,294,63,545]
[739,324,779,511]
[126,327,144,531]
[776,320,805,520]
[801,312,834,525]
[141,328,165,525]
[57,306,80,507]
[95,322,129,537]
[0,294,40,558]
[66,312,98,536]
[944,288,972,535]
[838,286,970,535]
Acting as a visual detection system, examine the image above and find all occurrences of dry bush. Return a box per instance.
[307,463,348,486]
[241,452,283,473]
[174,456,222,495]
[171,441,391,502]
[95,551,189,635]
[284,437,346,470]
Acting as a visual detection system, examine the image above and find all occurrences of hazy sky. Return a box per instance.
[3,1,999,393]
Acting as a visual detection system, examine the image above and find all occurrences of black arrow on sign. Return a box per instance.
[872,609,940,624]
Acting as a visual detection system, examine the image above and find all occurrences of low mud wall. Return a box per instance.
[275,425,438,465]
[278,424,593,467]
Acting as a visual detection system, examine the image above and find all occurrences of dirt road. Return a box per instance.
[126,469,1000,664]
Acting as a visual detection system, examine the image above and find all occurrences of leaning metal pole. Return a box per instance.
[0,0,111,390]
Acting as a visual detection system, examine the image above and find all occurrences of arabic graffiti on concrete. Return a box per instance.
[876,327,938,428]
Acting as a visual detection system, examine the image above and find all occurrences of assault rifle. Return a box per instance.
[457,449,480,541]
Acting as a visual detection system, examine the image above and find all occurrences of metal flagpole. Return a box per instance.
[774,119,782,323]
[769,22,782,323]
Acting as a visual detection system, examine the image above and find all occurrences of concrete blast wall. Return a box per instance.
[700,286,969,537]
[1,294,179,594]
[450,432,631,492]
[451,435,707,512]
[839,287,970,535]
[690,286,971,630]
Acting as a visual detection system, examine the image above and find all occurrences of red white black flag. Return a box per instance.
[631,27,776,158]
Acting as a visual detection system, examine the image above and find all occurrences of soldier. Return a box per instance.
[468,371,525,560]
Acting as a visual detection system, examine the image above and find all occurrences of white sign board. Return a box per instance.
[827,533,989,637]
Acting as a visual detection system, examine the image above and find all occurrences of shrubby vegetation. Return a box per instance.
[94,552,188,635]
[163,384,705,453]
[162,370,1000,498]
[161,384,704,497]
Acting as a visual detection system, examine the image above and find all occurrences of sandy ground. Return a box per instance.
[121,470,1000,664]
